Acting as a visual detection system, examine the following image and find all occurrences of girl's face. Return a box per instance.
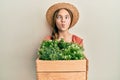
[55,9,71,32]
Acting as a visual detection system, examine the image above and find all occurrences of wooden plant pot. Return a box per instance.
[36,57,88,80]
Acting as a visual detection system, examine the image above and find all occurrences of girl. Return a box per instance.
[45,3,83,46]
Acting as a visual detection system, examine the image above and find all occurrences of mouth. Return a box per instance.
[61,24,65,27]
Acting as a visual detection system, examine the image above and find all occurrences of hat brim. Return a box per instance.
[46,2,79,28]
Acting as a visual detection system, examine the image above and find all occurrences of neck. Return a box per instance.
[58,30,72,42]
[58,30,70,38]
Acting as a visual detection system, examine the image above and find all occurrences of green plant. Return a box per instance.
[37,39,85,60]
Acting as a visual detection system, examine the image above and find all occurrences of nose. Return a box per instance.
[61,17,65,23]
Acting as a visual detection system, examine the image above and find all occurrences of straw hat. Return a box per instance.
[46,2,79,28]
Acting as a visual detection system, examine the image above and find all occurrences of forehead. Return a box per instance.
[57,9,70,16]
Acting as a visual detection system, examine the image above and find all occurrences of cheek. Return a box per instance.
[55,20,61,25]
[66,19,71,25]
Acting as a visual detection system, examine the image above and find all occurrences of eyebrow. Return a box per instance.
[57,14,70,17]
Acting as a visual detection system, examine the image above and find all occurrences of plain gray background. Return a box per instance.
[0,0,120,80]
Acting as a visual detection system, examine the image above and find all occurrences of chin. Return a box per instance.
[61,29,68,32]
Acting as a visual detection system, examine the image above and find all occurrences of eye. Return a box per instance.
[65,16,69,19]
[56,15,62,19]
[65,16,68,19]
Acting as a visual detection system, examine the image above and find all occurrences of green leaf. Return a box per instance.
[37,39,85,60]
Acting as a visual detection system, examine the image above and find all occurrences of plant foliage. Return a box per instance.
[37,39,85,60]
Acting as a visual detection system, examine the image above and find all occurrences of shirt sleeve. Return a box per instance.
[72,35,83,47]
[43,35,52,41]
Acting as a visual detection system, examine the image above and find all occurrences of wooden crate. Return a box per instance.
[36,58,88,80]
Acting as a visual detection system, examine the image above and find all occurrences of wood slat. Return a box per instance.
[36,58,87,72]
[37,72,86,80]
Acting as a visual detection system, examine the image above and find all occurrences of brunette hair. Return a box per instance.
[51,8,73,40]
